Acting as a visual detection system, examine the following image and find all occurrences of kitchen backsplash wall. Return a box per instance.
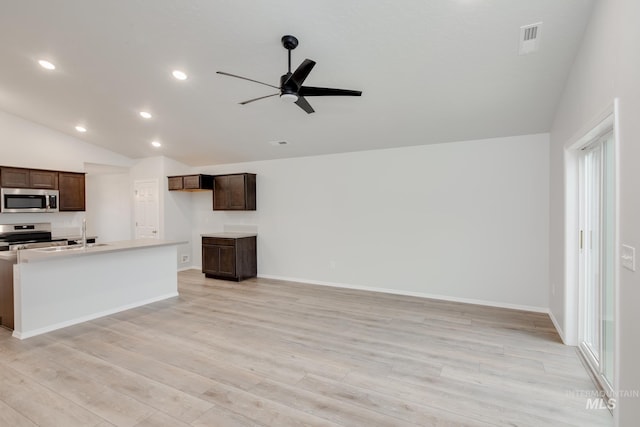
[0,212,84,236]
[223,224,258,233]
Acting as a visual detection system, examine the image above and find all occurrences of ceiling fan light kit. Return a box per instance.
[217,35,362,114]
[280,93,298,103]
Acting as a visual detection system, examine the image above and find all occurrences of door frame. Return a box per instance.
[564,99,620,399]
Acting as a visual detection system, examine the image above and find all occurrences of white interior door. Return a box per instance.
[134,180,159,239]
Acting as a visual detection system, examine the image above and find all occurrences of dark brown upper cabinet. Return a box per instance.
[30,170,59,189]
[213,173,256,211]
[167,174,214,191]
[0,167,58,189]
[58,172,85,211]
[1,167,29,188]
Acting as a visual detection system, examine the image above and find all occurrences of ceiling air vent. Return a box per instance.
[519,22,543,55]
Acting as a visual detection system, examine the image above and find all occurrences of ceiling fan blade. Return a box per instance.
[239,93,280,105]
[299,86,362,97]
[287,59,316,87]
[216,71,280,89]
[294,96,315,114]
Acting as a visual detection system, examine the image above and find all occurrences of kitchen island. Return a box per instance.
[11,239,184,339]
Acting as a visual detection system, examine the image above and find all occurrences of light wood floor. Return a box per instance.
[0,270,612,426]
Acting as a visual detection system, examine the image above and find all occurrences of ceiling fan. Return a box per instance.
[216,35,362,114]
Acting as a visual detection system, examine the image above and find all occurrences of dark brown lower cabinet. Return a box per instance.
[0,258,15,330]
[202,236,257,281]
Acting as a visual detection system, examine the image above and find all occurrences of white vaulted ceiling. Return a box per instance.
[0,0,593,166]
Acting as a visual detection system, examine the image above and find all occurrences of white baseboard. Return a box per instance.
[258,274,549,314]
[12,292,179,340]
[548,309,567,344]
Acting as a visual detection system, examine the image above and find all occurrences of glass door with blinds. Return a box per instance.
[578,130,615,393]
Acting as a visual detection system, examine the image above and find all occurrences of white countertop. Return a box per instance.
[17,239,187,264]
[201,232,257,238]
[0,251,17,262]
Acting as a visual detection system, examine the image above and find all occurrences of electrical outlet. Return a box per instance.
[622,245,636,272]
[181,254,190,263]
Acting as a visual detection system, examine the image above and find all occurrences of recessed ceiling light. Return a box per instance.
[75,125,87,133]
[139,111,152,119]
[38,60,56,70]
[172,70,187,80]
[151,141,162,148]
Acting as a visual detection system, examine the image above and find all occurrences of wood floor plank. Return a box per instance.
[0,363,108,426]
[190,405,269,427]
[249,377,423,426]
[132,411,191,427]
[37,342,215,423]
[60,323,269,391]
[296,372,496,427]
[58,332,243,396]
[199,381,342,427]
[0,270,613,426]
[0,398,39,427]
[3,342,164,426]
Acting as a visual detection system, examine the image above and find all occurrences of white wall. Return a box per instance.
[0,110,132,172]
[549,0,640,424]
[85,171,132,241]
[0,110,134,237]
[163,157,194,267]
[191,134,549,311]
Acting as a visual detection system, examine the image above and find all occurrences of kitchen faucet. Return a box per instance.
[81,219,87,248]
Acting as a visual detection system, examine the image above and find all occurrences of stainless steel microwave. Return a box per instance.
[1,188,59,213]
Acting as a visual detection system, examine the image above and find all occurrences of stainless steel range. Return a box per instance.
[0,223,68,251]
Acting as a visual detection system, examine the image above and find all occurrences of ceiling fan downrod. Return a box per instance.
[281,35,299,75]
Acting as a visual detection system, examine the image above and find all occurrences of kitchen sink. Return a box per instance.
[36,246,82,252]
[35,243,108,252]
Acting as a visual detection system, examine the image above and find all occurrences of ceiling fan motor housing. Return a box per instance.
[280,73,298,95]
